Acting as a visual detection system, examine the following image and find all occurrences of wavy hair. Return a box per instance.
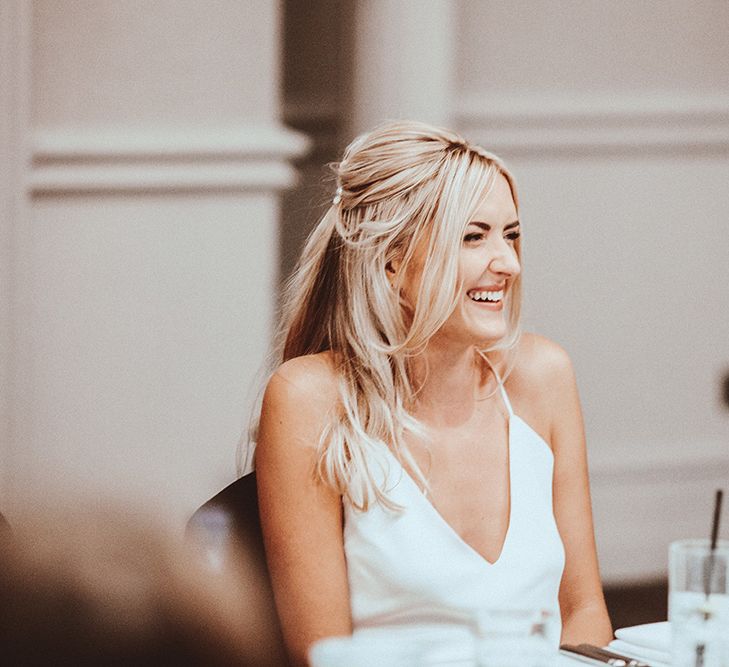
[259,120,522,510]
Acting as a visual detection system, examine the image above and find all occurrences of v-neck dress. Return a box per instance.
[342,380,565,653]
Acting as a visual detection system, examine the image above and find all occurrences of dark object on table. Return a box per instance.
[560,643,651,666]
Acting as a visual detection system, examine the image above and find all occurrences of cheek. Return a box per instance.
[511,244,522,271]
[457,253,484,285]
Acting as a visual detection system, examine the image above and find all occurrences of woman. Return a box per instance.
[255,121,613,665]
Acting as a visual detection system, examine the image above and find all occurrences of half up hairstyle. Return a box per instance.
[263,120,522,510]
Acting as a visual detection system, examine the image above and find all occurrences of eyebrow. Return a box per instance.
[468,220,520,231]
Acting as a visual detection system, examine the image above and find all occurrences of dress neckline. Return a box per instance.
[382,414,513,567]
[379,356,553,567]
[382,365,514,568]
[383,359,516,567]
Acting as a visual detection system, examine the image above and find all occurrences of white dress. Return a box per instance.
[342,379,565,659]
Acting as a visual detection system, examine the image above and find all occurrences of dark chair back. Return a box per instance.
[188,472,264,558]
[187,472,289,666]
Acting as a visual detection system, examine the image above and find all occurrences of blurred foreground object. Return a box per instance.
[0,505,284,666]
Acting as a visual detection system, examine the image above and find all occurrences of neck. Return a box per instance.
[410,339,495,427]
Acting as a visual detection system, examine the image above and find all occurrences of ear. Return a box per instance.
[385,257,401,287]
[385,251,402,273]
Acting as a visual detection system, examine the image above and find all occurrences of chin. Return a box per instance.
[437,311,509,348]
[470,320,509,344]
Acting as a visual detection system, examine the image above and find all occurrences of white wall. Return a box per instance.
[0,0,30,512]
[455,0,729,582]
[456,0,729,97]
[31,0,281,126]
[3,1,308,527]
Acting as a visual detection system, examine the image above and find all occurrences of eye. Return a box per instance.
[463,232,485,243]
[505,231,521,242]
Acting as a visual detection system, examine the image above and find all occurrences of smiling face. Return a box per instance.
[394,172,521,349]
[453,173,521,345]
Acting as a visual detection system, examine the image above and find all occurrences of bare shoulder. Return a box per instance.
[258,351,340,456]
[270,351,340,403]
[502,333,578,446]
[511,332,575,385]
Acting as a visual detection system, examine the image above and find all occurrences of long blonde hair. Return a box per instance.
[264,120,521,510]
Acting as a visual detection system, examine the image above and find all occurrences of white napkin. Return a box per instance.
[608,638,671,666]
[615,621,671,651]
[609,621,671,666]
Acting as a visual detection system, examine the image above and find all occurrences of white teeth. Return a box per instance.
[468,289,504,302]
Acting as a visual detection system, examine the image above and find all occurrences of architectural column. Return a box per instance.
[6,1,307,525]
[350,0,455,136]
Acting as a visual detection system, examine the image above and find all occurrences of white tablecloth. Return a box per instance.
[311,622,672,665]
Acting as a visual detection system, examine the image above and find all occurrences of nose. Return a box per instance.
[488,242,521,278]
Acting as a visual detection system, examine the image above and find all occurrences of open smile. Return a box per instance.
[466,287,505,311]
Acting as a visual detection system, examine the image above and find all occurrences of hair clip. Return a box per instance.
[332,186,343,205]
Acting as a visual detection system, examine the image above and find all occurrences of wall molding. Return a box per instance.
[593,468,729,584]
[456,93,729,155]
[588,438,729,583]
[30,124,311,194]
[588,437,729,480]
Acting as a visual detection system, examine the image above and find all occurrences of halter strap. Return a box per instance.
[476,349,514,417]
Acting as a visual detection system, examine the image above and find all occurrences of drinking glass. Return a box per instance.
[473,608,558,667]
[669,538,729,667]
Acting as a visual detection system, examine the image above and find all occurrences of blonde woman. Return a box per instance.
[255,121,612,665]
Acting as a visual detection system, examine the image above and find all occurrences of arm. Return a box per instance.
[255,357,352,666]
[543,341,613,645]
